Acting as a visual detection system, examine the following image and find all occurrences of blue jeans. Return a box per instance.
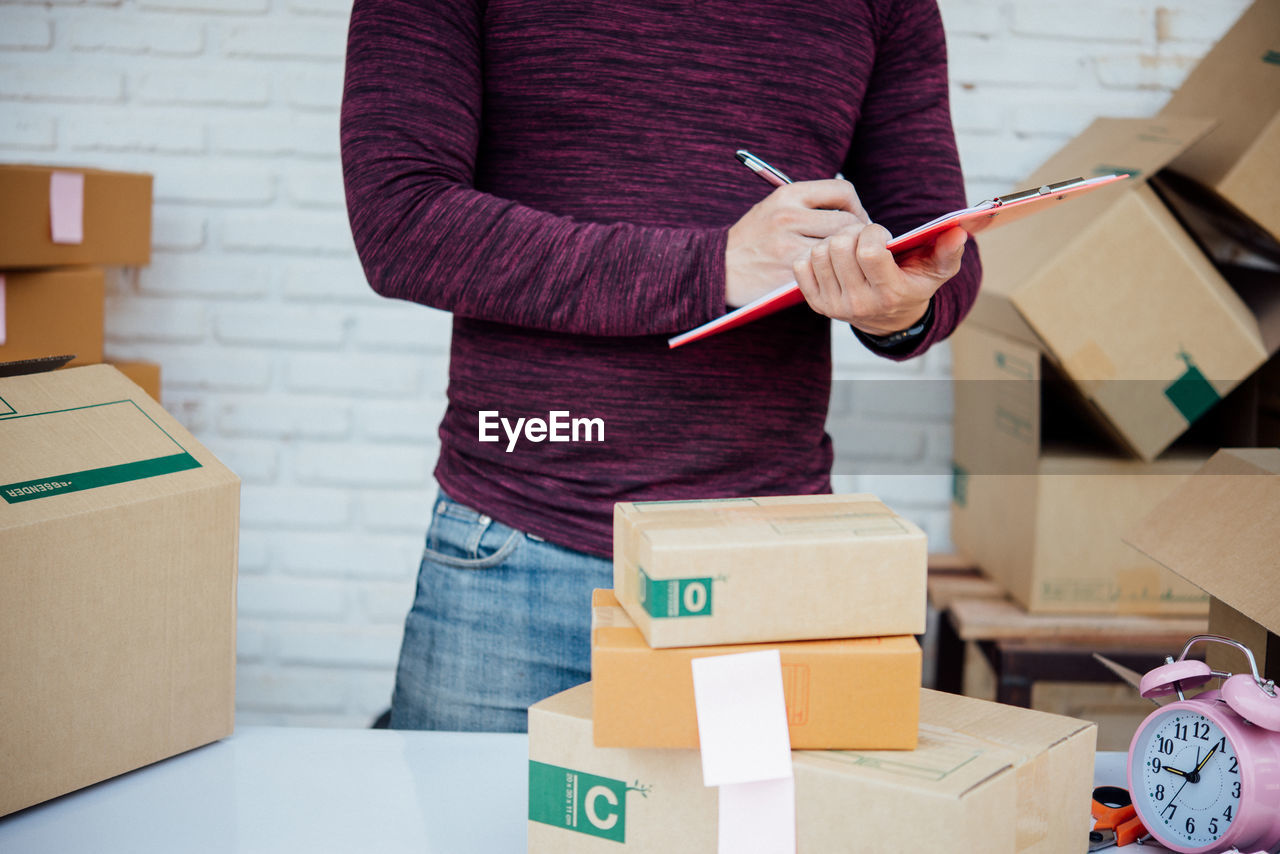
[388,491,612,732]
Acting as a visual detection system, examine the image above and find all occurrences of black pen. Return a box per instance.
[735,149,792,188]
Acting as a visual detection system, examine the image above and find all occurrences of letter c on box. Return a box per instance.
[585,785,619,831]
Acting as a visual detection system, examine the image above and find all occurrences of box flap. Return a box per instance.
[796,688,1092,799]
[1159,0,1280,188]
[977,117,1217,315]
[0,365,237,530]
[1124,448,1280,634]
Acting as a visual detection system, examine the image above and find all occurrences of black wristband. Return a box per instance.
[853,299,935,355]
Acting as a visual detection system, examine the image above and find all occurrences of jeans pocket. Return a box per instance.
[422,495,523,570]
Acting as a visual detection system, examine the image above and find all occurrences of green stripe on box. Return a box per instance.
[1263,49,1280,65]
[1164,359,1220,425]
[1,452,202,503]
[952,463,969,507]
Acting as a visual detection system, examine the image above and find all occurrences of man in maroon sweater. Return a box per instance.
[341,0,980,731]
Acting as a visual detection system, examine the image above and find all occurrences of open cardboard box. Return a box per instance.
[529,682,1096,853]
[971,117,1280,462]
[1157,0,1280,248]
[950,322,1219,614]
[0,364,239,817]
[0,164,151,268]
[1124,447,1280,678]
[590,589,920,750]
[613,494,926,648]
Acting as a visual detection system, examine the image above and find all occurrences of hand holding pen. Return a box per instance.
[732,149,964,338]
[723,150,868,308]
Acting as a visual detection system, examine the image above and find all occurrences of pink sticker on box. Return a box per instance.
[50,171,85,245]
[0,275,6,346]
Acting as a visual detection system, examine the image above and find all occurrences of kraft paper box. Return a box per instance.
[1158,0,1280,246]
[106,359,162,402]
[612,494,927,648]
[1125,448,1280,678]
[0,164,152,268]
[0,364,239,817]
[0,267,104,367]
[970,117,1280,462]
[590,589,920,750]
[950,322,1211,614]
[528,683,1097,853]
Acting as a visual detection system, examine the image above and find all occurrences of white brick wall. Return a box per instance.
[0,0,1251,726]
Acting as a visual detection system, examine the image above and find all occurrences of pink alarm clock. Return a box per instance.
[1127,635,1280,854]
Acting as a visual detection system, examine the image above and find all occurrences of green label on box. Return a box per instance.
[1264,49,1280,65]
[529,761,632,842]
[637,566,713,618]
[0,452,202,504]
[1164,353,1220,425]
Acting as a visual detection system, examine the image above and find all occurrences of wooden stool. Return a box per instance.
[928,562,1207,708]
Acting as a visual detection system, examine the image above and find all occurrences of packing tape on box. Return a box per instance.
[691,649,796,854]
[49,171,85,245]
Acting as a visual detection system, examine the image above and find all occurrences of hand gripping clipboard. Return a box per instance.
[667,172,1130,349]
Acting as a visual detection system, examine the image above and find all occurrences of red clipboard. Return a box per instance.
[667,173,1129,349]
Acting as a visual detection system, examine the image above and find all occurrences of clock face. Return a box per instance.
[1130,707,1241,849]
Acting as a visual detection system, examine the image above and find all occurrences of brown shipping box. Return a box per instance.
[0,364,239,817]
[951,322,1210,614]
[590,589,920,750]
[0,164,152,268]
[613,495,926,648]
[0,268,104,367]
[1125,448,1280,678]
[970,117,1280,461]
[528,683,1097,853]
[1158,0,1280,245]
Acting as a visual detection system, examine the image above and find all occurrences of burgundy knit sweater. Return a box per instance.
[341,0,980,556]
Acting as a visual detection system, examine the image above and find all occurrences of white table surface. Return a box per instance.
[0,727,1129,854]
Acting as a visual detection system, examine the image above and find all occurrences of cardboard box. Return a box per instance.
[613,495,927,648]
[107,359,162,402]
[0,267,104,367]
[951,322,1211,614]
[1158,0,1280,245]
[971,117,1280,461]
[0,164,152,268]
[590,589,920,750]
[0,364,239,817]
[528,682,1097,853]
[1125,447,1280,677]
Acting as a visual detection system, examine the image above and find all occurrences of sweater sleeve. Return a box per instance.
[339,0,725,337]
[842,0,981,361]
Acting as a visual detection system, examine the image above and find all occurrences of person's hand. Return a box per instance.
[725,179,869,308]
[793,223,966,336]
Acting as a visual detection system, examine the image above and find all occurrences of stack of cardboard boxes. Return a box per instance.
[0,163,160,398]
[528,495,1097,852]
[0,165,238,817]
[951,0,1280,617]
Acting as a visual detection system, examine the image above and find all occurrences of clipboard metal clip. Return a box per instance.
[989,175,1118,207]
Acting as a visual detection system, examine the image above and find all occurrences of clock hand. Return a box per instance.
[1193,744,1217,775]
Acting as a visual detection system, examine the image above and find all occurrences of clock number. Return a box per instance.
[1232,781,1240,799]
[1163,803,1177,821]
[1186,817,1196,835]
[1223,806,1233,821]
[1154,784,1165,800]
[1209,818,1219,835]
[1228,755,1238,774]
[1174,722,1188,741]
[1159,737,1174,755]
[1215,736,1227,753]
[1192,721,1210,740]
[1151,757,1162,773]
